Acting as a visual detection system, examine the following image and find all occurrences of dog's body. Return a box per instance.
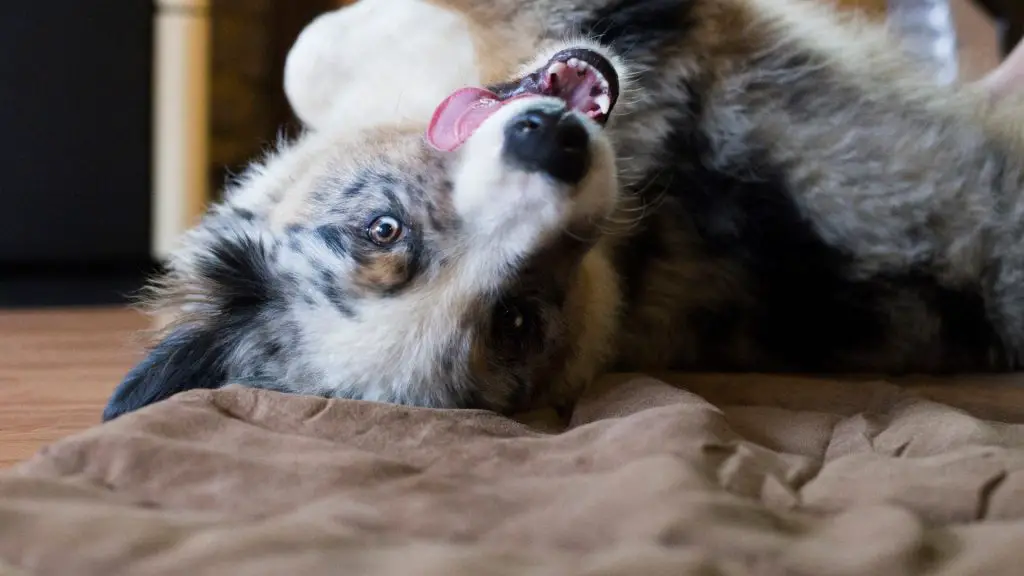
[104,0,1024,421]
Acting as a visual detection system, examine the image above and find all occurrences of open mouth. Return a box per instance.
[519,48,620,125]
[425,48,620,152]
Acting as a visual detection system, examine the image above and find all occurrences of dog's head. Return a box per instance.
[104,44,626,421]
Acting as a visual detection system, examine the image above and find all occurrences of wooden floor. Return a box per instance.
[0,306,148,468]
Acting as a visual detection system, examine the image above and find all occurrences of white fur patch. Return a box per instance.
[451,96,619,268]
[293,282,474,406]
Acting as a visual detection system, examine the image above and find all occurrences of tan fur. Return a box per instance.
[355,252,413,292]
[546,241,623,406]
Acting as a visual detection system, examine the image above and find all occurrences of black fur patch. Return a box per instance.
[894,272,1000,371]
[616,217,668,309]
[343,173,371,197]
[623,85,890,370]
[232,207,256,221]
[103,233,284,421]
[102,324,229,422]
[199,233,279,311]
[575,0,695,56]
[317,267,356,316]
[315,224,350,257]
[502,373,533,414]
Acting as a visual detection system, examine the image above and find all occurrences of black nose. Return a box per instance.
[503,107,591,184]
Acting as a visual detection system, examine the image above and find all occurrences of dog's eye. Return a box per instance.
[500,303,525,332]
[367,215,403,245]
[493,299,534,337]
[491,298,544,357]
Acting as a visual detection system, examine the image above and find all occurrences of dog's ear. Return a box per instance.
[102,324,228,422]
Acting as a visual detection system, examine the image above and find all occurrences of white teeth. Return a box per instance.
[544,56,614,116]
[550,57,611,86]
[569,58,590,77]
[547,61,567,79]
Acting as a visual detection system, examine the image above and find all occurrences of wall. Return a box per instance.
[209,0,278,200]
[953,0,1002,80]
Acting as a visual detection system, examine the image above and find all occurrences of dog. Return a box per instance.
[103,0,1024,421]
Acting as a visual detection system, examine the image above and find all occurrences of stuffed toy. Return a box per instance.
[283,0,556,133]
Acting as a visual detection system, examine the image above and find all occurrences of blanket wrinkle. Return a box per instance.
[892,438,912,457]
[708,440,815,504]
[873,398,1010,456]
[781,504,932,576]
[798,448,1014,523]
[975,469,1008,520]
[7,373,1024,575]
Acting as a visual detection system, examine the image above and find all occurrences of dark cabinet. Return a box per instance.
[0,2,154,305]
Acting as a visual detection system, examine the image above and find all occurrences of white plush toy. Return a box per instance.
[282,0,550,133]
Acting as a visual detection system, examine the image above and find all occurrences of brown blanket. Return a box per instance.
[4,373,1024,575]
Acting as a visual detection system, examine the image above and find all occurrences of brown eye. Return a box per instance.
[493,300,532,337]
[367,215,403,245]
[499,303,525,331]
[490,298,541,358]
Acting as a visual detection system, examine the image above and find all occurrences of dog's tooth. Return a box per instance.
[567,58,580,68]
[548,61,568,77]
[594,93,611,113]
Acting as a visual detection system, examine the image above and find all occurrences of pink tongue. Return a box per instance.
[427,87,543,152]
[426,87,504,152]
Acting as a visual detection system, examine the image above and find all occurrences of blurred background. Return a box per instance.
[0,0,1016,309]
[0,0,345,309]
